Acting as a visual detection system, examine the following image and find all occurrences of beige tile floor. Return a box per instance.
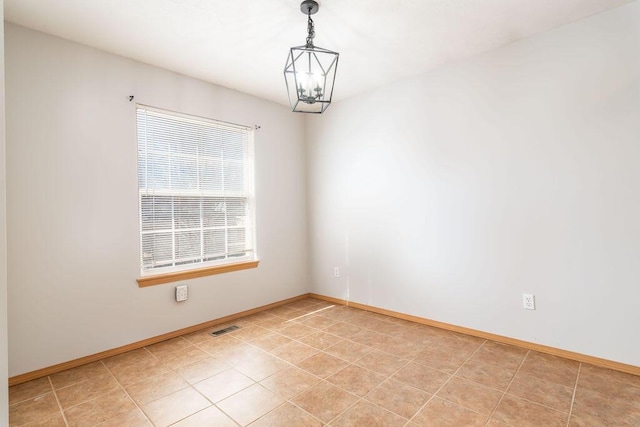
[8,297,640,426]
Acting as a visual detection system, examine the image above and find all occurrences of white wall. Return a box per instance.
[1,1,10,422]
[5,24,308,377]
[307,2,640,366]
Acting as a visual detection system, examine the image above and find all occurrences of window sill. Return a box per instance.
[137,260,260,287]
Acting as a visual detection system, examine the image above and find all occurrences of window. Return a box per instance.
[136,105,257,285]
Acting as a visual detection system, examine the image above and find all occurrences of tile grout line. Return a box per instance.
[194,367,257,426]
[203,303,371,425]
[325,343,423,425]
[250,355,327,426]
[401,339,475,426]
[269,331,357,424]
[479,354,581,420]
[197,318,328,425]
[290,339,404,425]
[211,400,243,427]
[484,348,530,426]
[356,370,427,426]
[48,376,70,427]
[313,378,362,425]
[169,346,243,426]
[363,379,420,426]
[405,338,489,426]
[566,362,582,427]
[334,350,413,424]
[208,358,303,425]
[335,330,426,424]
[274,306,467,425]
[7,378,58,408]
[254,308,423,425]
[100,359,156,426]
[45,377,108,414]
[283,400,327,425]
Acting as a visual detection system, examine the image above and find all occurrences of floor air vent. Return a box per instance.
[210,325,239,336]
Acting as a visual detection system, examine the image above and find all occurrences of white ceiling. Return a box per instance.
[4,0,632,106]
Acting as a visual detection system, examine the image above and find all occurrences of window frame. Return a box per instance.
[135,105,258,286]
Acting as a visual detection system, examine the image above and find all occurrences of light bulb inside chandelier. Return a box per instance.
[296,71,323,101]
[284,0,339,114]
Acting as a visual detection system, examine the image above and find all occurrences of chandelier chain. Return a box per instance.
[306,14,315,48]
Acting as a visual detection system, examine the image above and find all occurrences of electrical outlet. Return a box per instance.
[522,293,535,310]
[334,267,340,277]
[176,284,188,302]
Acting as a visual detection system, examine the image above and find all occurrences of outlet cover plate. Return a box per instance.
[523,293,535,310]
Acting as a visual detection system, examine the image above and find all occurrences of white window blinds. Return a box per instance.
[137,106,256,274]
